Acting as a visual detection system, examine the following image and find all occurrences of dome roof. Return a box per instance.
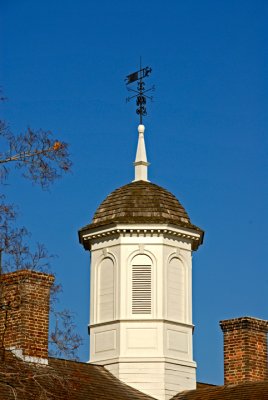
[83,180,201,231]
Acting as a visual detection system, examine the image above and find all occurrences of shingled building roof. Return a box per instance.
[80,180,203,234]
[0,351,155,400]
[2,350,267,400]
[172,381,268,400]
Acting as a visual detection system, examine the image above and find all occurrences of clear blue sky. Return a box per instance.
[1,0,267,385]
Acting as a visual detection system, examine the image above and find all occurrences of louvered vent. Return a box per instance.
[132,265,151,314]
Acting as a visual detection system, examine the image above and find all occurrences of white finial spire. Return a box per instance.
[133,124,150,181]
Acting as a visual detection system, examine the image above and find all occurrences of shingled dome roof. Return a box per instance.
[84,180,201,231]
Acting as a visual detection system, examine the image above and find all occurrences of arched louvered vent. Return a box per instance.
[131,255,152,314]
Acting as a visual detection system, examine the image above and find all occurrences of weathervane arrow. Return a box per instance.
[126,71,139,84]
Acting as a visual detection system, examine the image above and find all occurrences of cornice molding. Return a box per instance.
[81,224,202,251]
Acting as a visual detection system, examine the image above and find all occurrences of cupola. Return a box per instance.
[79,123,203,400]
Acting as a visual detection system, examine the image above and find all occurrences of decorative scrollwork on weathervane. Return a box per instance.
[125,62,154,124]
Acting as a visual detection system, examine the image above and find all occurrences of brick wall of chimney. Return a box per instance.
[0,270,54,362]
[220,316,268,385]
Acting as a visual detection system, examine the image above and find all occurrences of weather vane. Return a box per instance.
[125,61,154,124]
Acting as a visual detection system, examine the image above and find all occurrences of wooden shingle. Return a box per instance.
[80,180,203,233]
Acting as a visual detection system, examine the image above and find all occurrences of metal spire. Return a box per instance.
[133,124,150,181]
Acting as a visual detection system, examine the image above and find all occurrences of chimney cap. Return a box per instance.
[220,316,268,333]
[0,269,54,286]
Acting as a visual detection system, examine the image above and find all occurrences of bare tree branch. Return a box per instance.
[0,93,82,363]
[0,126,72,189]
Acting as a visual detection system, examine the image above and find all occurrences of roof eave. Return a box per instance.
[79,222,204,251]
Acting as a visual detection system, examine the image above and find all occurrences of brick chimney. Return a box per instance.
[220,316,268,385]
[0,270,54,364]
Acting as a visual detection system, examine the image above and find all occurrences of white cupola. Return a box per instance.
[79,125,203,400]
